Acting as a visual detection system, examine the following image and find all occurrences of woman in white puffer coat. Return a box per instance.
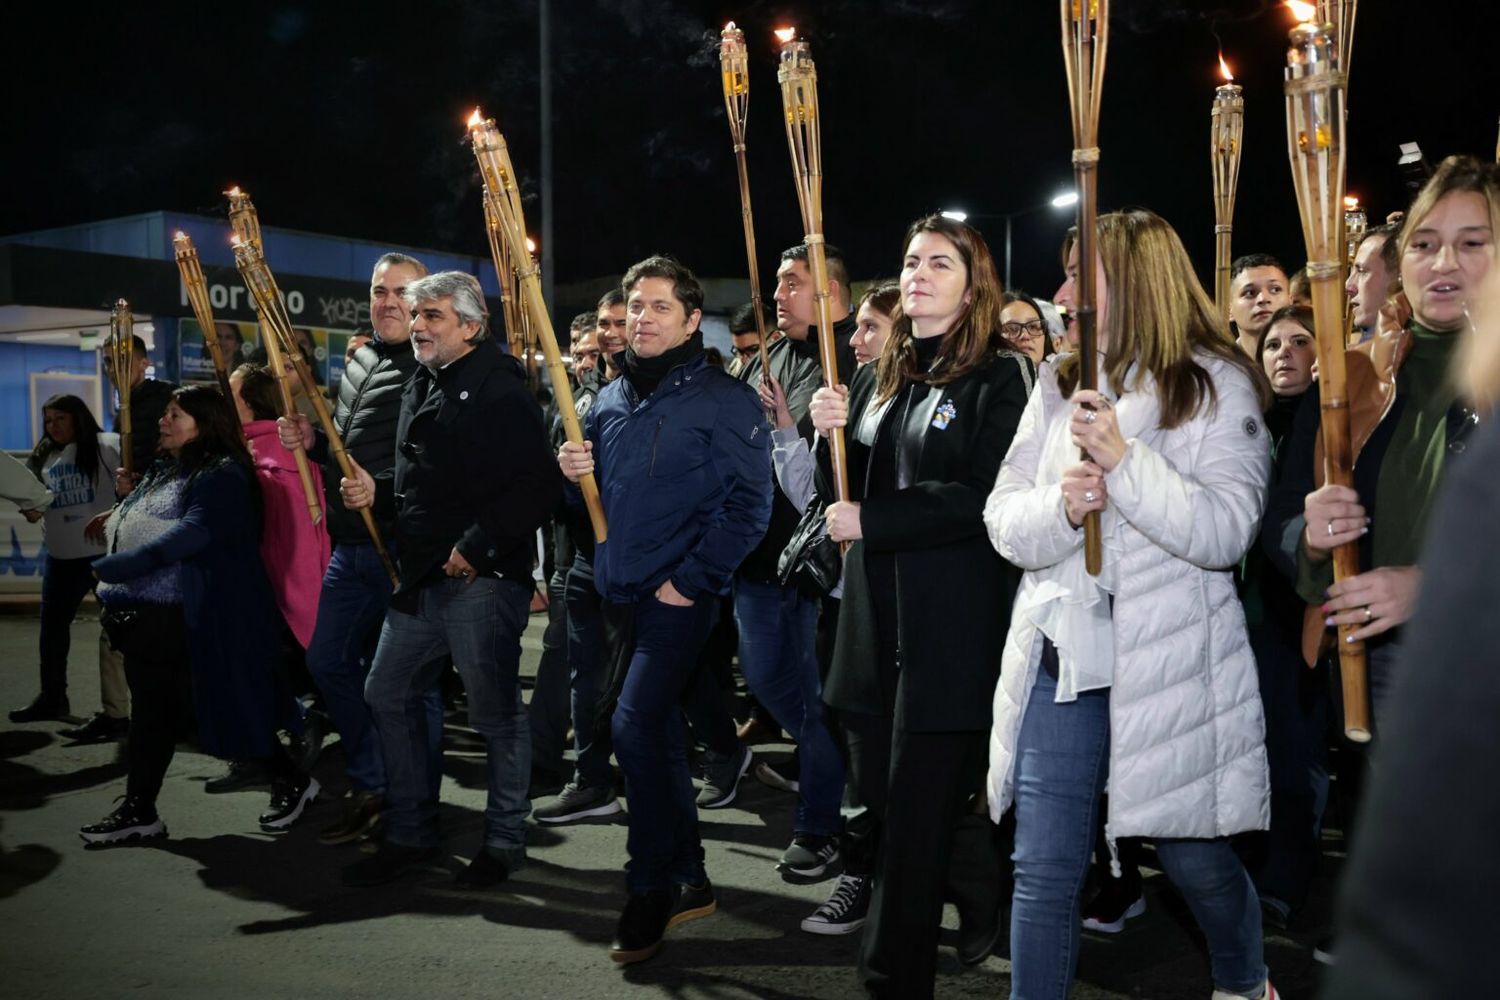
[985,210,1279,1000]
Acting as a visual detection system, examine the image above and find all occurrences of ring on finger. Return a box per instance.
[1363,606,1373,622]
[1326,520,1335,537]
[1084,409,1097,425]
[1084,490,1097,503]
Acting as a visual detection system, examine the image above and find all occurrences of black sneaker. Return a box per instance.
[668,878,717,929]
[778,834,840,879]
[258,774,320,831]
[533,780,622,824]
[9,693,70,724]
[59,713,130,743]
[80,796,167,845]
[696,744,752,809]
[317,790,383,846]
[341,841,439,887]
[800,873,870,935]
[205,760,271,794]
[610,890,673,964]
[455,847,525,889]
[288,709,328,773]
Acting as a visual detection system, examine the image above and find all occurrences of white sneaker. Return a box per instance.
[1211,980,1279,1000]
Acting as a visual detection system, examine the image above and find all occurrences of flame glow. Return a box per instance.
[1344,196,1361,209]
[724,20,736,31]
[467,107,484,129]
[229,234,242,247]
[1286,0,1317,22]
[525,237,538,254]
[774,27,796,44]
[225,185,242,198]
[173,230,188,241]
[1218,54,1234,82]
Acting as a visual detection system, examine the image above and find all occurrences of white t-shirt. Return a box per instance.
[41,440,120,559]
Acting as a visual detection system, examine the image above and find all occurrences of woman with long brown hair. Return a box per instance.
[809,215,1032,996]
[986,208,1277,999]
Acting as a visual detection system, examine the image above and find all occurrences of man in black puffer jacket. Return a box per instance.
[277,251,428,847]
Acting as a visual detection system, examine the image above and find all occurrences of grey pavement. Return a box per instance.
[0,606,1334,998]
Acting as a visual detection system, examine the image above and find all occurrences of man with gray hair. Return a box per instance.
[278,252,433,837]
[334,270,562,888]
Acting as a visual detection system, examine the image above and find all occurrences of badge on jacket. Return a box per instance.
[931,400,957,430]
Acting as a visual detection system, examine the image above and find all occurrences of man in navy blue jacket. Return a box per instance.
[558,256,772,964]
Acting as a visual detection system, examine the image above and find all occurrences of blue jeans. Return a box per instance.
[39,554,99,699]
[610,596,715,892]
[564,553,612,789]
[732,578,843,837]
[307,542,441,794]
[1010,667,1265,999]
[366,576,532,855]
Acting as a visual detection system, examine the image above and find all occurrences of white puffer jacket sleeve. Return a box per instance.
[984,368,1082,570]
[1103,362,1270,570]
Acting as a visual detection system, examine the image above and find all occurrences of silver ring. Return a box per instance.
[1084,490,1097,503]
[1326,520,1335,537]
[1084,409,1097,424]
[1364,607,1373,622]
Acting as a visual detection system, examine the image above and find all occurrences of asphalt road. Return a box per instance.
[0,606,1335,998]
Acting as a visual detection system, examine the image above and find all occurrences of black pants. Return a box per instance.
[105,603,292,807]
[842,707,1001,999]
[39,554,98,698]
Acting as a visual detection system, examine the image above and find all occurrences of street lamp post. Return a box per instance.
[942,191,1078,289]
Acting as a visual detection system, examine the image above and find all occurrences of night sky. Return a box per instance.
[6,1,1495,304]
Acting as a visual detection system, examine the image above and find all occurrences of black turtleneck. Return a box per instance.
[619,332,704,399]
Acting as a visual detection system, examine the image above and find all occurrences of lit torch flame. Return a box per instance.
[174,230,188,242]
[724,20,736,32]
[774,27,796,44]
[1286,0,1317,22]
[225,185,242,198]
[467,107,485,129]
[1344,195,1361,210]
[1218,53,1234,82]
[229,234,242,248]
[526,237,538,255]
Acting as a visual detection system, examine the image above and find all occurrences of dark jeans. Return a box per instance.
[1246,624,1331,915]
[842,706,995,1000]
[105,603,192,805]
[365,576,532,854]
[607,596,716,893]
[529,562,571,774]
[564,553,611,788]
[39,554,99,699]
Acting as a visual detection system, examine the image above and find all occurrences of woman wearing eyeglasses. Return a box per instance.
[1000,291,1054,368]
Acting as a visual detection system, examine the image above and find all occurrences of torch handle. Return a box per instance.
[516,268,608,542]
[262,321,325,528]
[803,239,851,505]
[1308,270,1369,742]
[731,147,773,378]
[1072,158,1104,577]
[178,263,241,433]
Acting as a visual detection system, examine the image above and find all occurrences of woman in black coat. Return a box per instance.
[809,215,1031,998]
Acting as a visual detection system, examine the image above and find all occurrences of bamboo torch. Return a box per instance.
[720,22,772,377]
[227,236,324,528]
[1061,0,1109,576]
[107,300,136,476]
[1210,54,1245,320]
[467,109,608,543]
[775,27,849,504]
[1284,4,1369,742]
[482,193,528,364]
[1318,0,1358,75]
[173,231,241,433]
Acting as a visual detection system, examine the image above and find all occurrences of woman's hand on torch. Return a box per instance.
[1069,391,1126,472]
[825,501,863,543]
[113,469,138,498]
[1322,565,1421,642]
[558,440,594,483]
[1061,462,1109,529]
[809,385,849,436]
[759,375,795,430]
[1302,484,1369,561]
[340,456,375,510]
[277,414,314,451]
